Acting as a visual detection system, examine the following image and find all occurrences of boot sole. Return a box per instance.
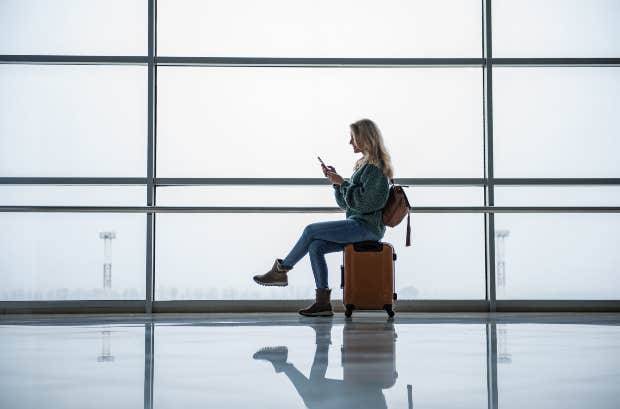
[298,310,334,317]
[253,277,288,287]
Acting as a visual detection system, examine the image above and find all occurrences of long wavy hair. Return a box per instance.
[350,118,394,181]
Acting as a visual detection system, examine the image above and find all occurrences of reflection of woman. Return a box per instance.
[253,319,398,409]
[253,119,395,316]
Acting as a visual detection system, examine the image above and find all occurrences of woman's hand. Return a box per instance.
[321,164,345,185]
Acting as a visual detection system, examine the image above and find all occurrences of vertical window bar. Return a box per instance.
[483,0,497,312]
[146,0,157,314]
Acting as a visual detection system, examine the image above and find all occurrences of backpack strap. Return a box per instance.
[406,211,411,247]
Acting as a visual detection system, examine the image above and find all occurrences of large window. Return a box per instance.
[0,0,147,56]
[493,67,620,178]
[0,64,147,177]
[157,67,483,178]
[157,0,481,58]
[493,0,620,58]
[0,1,618,308]
[0,187,146,301]
[155,187,485,300]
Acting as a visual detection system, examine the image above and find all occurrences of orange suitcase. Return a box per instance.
[340,241,397,318]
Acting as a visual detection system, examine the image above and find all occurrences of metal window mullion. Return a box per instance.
[2,55,619,67]
[0,55,147,64]
[482,0,497,313]
[2,177,620,186]
[492,58,620,66]
[155,57,485,67]
[145,0,157,315]
[2,206,620,213]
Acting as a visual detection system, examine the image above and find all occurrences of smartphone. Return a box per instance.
[317,156,326,166]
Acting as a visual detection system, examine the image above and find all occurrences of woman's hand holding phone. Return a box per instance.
[318,156,344,185]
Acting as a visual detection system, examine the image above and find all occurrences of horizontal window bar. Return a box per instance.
[0,177,147,185]
[1,206,619,213]
[495,300,620,313]
[0,177,485,186]
[155,57,485,67]
[0,55,149,64]
[0,300,146,314]
[1,300,619,315]
[151,300,490,313]
[155,178,487,186]
[2,56,619,67]
[493,178,620,185]
[158,178,361,186]
[493,58,620,66]
[2,178,619,186]
[0,56,482,67]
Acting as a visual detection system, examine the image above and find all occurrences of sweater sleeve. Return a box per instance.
[333,183,347,210]
[338,165,389,214]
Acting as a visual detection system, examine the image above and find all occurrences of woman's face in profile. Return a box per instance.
[349,132,362,153]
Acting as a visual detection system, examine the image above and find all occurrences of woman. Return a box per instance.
[253,118,394,317]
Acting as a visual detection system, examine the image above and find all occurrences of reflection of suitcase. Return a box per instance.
[341,321,398,387]
[340,241,397,318]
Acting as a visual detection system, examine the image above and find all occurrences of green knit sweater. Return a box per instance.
[332,163,390,239]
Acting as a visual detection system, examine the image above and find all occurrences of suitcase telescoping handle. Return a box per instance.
[353,241,383,252]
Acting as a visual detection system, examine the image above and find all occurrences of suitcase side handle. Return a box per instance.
[393,249,397,301]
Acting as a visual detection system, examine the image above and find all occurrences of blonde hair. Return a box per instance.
[350,118,394,181]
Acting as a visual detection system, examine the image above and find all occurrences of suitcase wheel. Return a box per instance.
[384,304,395,318]
[345,304,354,318]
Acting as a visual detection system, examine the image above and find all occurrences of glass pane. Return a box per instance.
[157,67,483,178]
[0,213,146,301]
[157,186,338,207]
[493,67,620,178]
[156,186,482,207]
[0,0,147,55]
[388,213,485,299]
[0,185,146,206]
[494,187,620,300]
[158,0,480,58]
[494,214,620,299]
[495,186,620,207]
[155,187,485,300]
[156,213,341,300]
[0,325,145,408]
[0,64,148,177]
[493,0,620,58]
[497,324,620,408]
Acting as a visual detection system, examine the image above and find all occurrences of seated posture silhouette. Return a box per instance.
[253,319,398,409]
[253,118,394,317]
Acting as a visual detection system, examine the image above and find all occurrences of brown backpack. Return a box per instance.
[382,180,412,246]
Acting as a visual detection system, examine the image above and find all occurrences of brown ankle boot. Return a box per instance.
[253,258,293,287]
[299,288,334,317]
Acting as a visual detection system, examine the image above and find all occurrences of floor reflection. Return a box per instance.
[97,330,115,363]
[1,313,619,409]
[253,318,402,409]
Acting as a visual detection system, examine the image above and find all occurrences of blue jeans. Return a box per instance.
[281,219,382,289]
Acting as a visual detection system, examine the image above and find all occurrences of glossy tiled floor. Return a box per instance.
[1,312,619,409]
